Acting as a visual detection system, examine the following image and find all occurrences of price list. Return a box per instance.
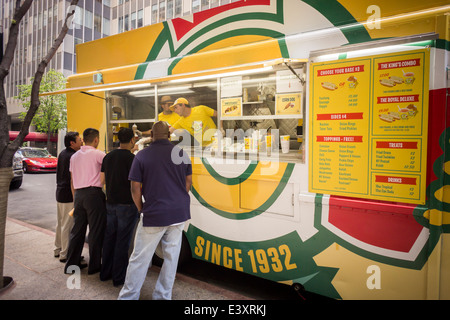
[310,49,429,204]
[310,58,371,196]
[369,50,428,203]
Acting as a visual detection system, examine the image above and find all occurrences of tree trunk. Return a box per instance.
[0,0,79,289]
[0,167,13,288]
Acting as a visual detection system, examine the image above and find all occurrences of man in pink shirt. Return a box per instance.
[64,128,106,275]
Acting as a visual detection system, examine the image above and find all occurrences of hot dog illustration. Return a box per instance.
[379,78,396,87]
[389,76,404,84]
[388,111,401,120]
[321,82,338,90]
[379,113,394,122]
[224,105,238,114]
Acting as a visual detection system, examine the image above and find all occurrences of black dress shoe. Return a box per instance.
[79,263,88,270]
[88,268,100,275]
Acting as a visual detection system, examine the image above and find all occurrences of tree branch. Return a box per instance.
[12,0,79,150]
[0,0,33,166]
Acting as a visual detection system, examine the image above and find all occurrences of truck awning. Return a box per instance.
[39,58,306,97]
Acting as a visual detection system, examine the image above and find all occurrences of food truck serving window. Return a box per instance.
[105,60,306,163]
[157,80,218,147]
[106,85,156,149]
[218,63,305,160]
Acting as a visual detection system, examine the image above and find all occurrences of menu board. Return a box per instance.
[309,49,429,204]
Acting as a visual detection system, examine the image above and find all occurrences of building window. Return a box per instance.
[94,13,102,33]
[38,12,43,29]
[151,3,157,24]
[159,1,166,22]
[175,0,182,17]
[103,17,111,35]
[53,4,58,19]
[131,12,136,29]
[137,9,143,28]
[167,0,174,20]
[74,7,83,29]
[85,10,93,29]
[37,43,41,62]
[43,10,48,27]
[192,0,200,13]
[118,16,124,33]
[124,14,129,31]
[64,52,73,71]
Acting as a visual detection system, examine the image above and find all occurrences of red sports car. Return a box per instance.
[17,147,58,173]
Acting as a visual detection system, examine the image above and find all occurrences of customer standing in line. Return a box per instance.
[64,128,106,275]
[100,127,139,287]
[118,121,192,300]
[54,131,82,262]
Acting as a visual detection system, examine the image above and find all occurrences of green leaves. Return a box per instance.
[15,69,67,134]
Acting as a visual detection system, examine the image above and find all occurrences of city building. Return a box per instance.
[1,0,236,130]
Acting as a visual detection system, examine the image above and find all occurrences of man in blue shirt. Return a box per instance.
[118,121,192,300]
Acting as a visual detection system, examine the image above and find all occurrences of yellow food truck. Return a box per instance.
[45,0,450,299]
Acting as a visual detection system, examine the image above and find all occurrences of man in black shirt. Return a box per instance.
[100,127,139,286]
[55,131,82,262]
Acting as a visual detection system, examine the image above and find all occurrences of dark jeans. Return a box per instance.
[65,187,106,274]
[100,202,139,286]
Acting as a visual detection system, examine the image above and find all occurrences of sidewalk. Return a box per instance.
[0,217,251,300]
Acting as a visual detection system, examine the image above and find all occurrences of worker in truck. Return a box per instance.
[157,95,180,126]
[138,96,180,137]
[169,97,217,146]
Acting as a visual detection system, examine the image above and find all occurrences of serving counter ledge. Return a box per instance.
[180,146,304,164]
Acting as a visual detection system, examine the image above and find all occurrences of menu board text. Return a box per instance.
[309,49,429,204]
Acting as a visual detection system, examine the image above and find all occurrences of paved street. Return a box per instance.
[8,172,58,232]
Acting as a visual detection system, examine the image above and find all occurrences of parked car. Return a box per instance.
[16,147,58,173]
[9,152,23,189]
